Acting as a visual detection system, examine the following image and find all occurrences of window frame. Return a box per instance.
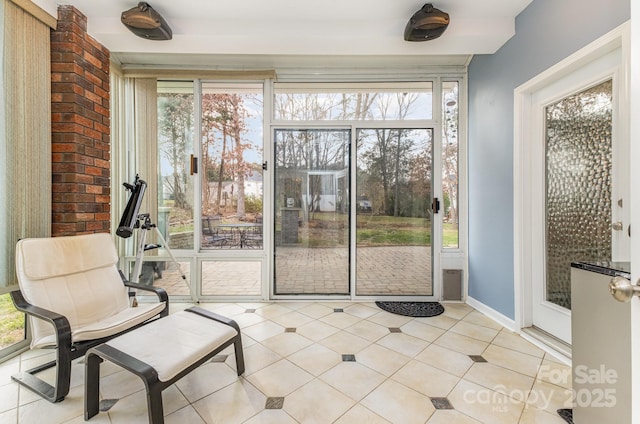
[111,71,467,303]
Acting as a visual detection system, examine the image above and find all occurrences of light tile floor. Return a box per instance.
[0,302,573,424]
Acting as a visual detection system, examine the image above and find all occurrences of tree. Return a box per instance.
[442,87,459,224]
[407,138,433,218]
[201,92,257,219]
[202,94,233,215]
[359,93,422,217]
[158,93,194,211]
[274,88,432,219]
[228,95,251,218]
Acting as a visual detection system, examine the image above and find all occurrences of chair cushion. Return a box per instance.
[15,233,163,348]
[18,233,118,280]
[106,311,238,382]
[32,302,167,349]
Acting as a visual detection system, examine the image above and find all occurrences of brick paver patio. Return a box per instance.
[148,245,432,298]
[356,246,432,295]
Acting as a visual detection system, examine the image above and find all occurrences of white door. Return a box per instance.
[571,16,640,423]
[515,30,629,345]
[627,7,639,419]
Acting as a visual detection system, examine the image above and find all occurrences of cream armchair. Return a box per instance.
[10,233,168,403]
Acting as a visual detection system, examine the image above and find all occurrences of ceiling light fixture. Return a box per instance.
[121,2,172,41]
[404,3,450,42]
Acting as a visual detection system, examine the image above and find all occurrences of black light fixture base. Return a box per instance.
[121,2,173,41]
[404,3,450,42]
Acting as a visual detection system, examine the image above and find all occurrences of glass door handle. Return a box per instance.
[609,276,640,302]
[432,197,440,214]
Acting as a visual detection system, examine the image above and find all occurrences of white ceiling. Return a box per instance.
[35,0,533,68]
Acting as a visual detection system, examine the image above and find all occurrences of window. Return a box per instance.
[200,83,264,250]
[274,83,433,120]
[442,81,459,248]
[157,81,195,250]
[118,76,464,300]
[272,81,443,297]
[0,293,25,352]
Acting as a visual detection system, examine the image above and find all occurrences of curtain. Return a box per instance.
[110,76,159,257]
[1,0,53,290]
[133,78,159,233]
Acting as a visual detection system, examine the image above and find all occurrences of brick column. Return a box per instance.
[51,6,110,236]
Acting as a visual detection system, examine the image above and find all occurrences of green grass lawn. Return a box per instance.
[295,213,459,247]
[356,227,430,245]
[357,215,428,246]
[169,210,460,248]
[0,293,25,349]
[443,222,460,248]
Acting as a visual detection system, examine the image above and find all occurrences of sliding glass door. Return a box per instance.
[274,129,350,295]
[355,128,434,296]
[273,127,434,297]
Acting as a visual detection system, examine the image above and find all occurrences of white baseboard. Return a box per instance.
[466,296,517,331]
[466,296,572,365]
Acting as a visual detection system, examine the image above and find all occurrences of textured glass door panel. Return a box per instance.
[545,79,612,309]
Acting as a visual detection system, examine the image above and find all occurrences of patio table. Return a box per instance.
[218,223,261,248]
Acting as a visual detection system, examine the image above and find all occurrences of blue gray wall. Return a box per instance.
[467,0,630,318]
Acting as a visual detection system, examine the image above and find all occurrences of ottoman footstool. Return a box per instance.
[84,306,244,424]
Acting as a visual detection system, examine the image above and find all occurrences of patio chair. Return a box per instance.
[202,215,217,236]
[202,215,232,248]
[10,233,168,403]
[243,220,263,248]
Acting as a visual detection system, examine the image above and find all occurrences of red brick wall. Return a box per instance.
[51,6,110,236]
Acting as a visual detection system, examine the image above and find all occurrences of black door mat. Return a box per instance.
[375,301,444,317]
[557,408,573,424]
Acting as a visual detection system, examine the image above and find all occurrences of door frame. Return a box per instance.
[190,80,270,302]
[627,3,639,420]
[514,22,630,344]
[351,127,440,300]
[270,126,353,298]
[269,123,442,301]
